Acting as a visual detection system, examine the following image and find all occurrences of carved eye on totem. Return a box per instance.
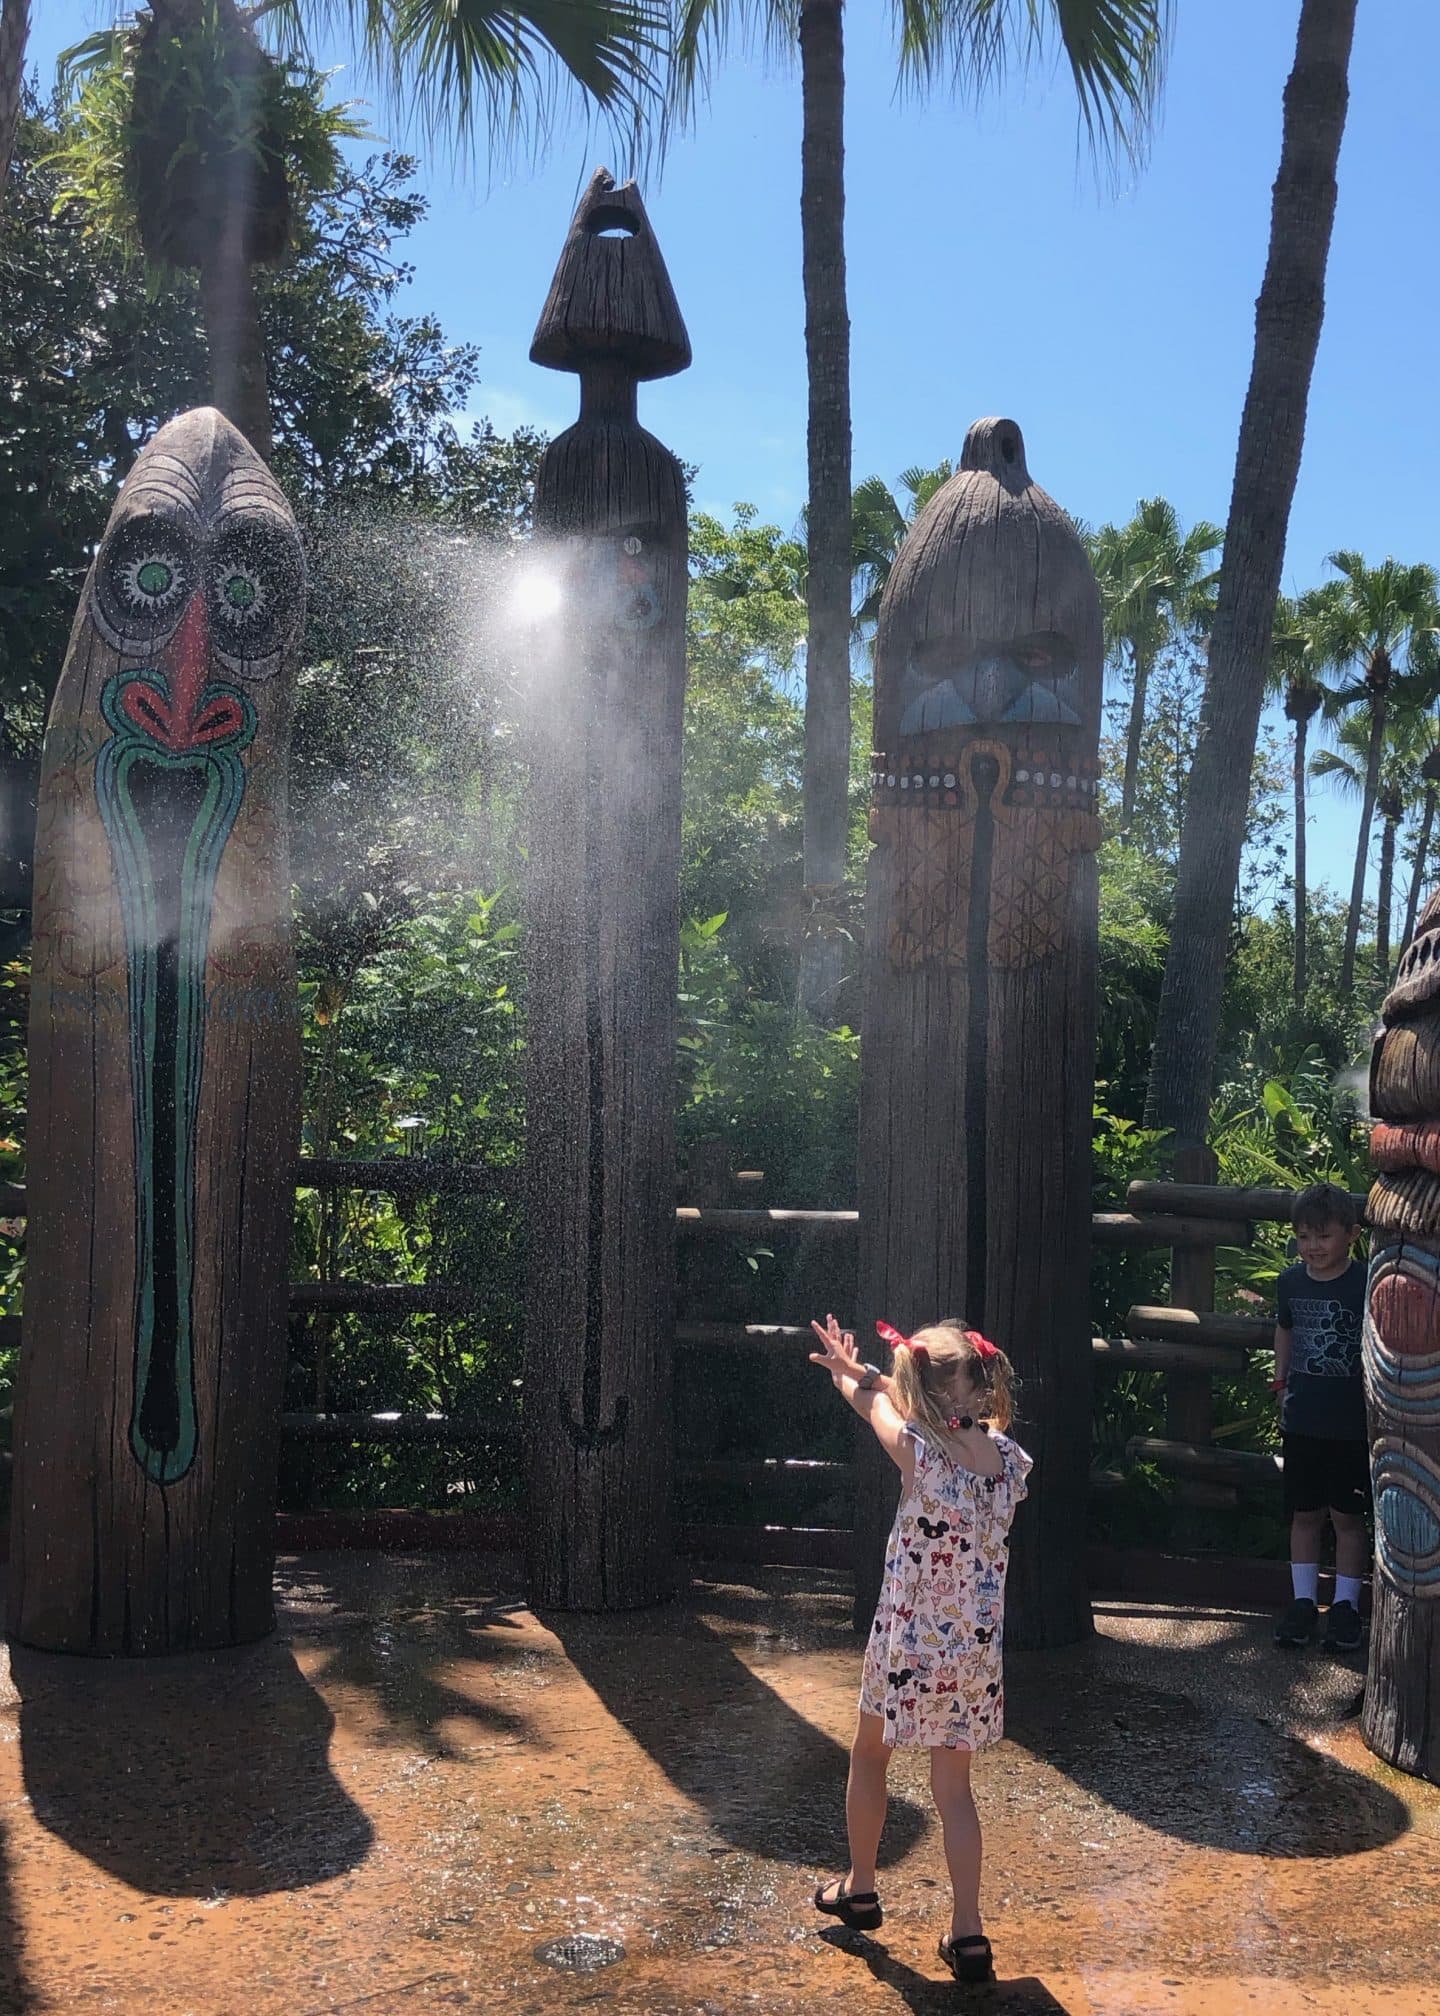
[206,520,304,678]
[899,631,1081,734]
[94,514,199,649]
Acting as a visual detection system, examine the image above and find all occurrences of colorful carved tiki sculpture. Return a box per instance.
[9,409,303,1654]
[1364,887,1440,1778]
[521,170,690,1608]
[855,419,1103,1647]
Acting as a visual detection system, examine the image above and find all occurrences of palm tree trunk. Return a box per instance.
[1293,709,1310,1005]
[1340,694,1385,994]
[196,219,273,460]
[1404,786,1437,948]
[1120,643,1153,830]
[1376,805,1398,978]
[1144,0,1356,1145]
[797,0,851,1016]
[0,0,28,200]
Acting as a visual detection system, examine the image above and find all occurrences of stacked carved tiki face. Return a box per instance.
[1366,887,1440,1597]
[11,408,304,1652]
[869,419,1103,970]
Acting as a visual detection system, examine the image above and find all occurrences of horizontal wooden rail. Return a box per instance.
[681,1457,853,1488]
[675,1322,812,1348]
[281,1411,519,1443]
[289,1282,476,1316]
[297,1158,520,1198]
[675,1207,859,1235]
[1125,1305,1272,1350]
[1092,1336,1247,1376]
[1091,1212,1252,1250]
[1126,1435,1281,1489]
[1126,1179,1365,1223]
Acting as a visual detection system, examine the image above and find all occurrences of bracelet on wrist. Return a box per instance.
[856,1363,882,1392]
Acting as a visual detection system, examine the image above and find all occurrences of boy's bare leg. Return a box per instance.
[1331,1508,1368,1581]
[1291,1506,1326,1594]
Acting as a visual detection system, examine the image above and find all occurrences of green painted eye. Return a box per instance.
[223,573,257,610]
[136,560,173,597]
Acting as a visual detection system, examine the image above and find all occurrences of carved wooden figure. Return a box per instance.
[8,409,303,1653]
[855,419,1103,1648]
[521,170,690,1608]
[1363,886,1440,1778]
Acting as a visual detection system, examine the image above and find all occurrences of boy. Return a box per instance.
[1272,1182,1369,1653]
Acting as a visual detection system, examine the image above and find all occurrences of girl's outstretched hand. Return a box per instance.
[809,1313,866,1388]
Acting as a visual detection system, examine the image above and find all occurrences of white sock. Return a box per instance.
[1292,1563,1319,1603]
[1334,1575,1363,1608]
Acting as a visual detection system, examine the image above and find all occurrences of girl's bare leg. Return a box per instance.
[835,1711,891,1895]
[930,1744,983,1939]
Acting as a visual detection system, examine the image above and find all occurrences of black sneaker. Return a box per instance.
[1275,1596,1319,1647]
[1324,1600,1364,1653]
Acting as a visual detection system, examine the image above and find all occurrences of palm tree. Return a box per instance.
[1089,498,1221,830]
[673,0,1168,1014]
[1311,704,1434,981]
[1266,588,1335,1005]
[1403,720,1440,950]
[1144,0,1358,1146]
[54,1,667,459]
[1307,551,1440,993]
[850,460,953,641]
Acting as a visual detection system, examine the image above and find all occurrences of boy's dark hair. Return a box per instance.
[1291,1181,1359,1234]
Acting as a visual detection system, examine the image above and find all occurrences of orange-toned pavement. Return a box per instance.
[2,1557,1438,2015]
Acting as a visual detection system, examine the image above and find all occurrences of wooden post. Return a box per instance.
[1362,888,1440,1780]
[854,418,1103,1648]
[521,170,691,1609]
[8,409,303,1652]
[1166,1143,1218,1444]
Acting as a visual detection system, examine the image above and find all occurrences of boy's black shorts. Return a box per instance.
[1282,1433,1371,1518]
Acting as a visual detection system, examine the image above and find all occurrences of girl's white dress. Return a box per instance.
[859,1427,1032,1749]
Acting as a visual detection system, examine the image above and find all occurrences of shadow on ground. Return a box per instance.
[542,1576,930,1869]
[1006,1604,1409,1857]
[10,1633,374,1895]
[824,1927,1075,2012]
[0,1811,33,2012]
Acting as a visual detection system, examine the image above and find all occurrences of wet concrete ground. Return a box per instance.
[1,1555,1438,2015]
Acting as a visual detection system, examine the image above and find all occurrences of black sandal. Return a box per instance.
[813,1879,883,1931]
[939,1932,994,1983]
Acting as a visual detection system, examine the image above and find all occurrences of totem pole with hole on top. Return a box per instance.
[854,418,1103,1649]
[521,170,691,1608]
[9,409,304,1654]
[1363,888,1440,1780]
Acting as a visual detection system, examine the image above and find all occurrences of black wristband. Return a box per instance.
[856,1364,882,1392]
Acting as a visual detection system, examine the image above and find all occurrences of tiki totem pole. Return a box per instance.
[1363,887,1440,1779]
[521,170,691,1608]
[855,419,1103,1648]
[9,409,303,1653]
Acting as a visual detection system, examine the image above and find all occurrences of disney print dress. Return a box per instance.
[860,1428,1032,1749]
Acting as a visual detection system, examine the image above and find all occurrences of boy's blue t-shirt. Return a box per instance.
[1276,1257,1367,1442]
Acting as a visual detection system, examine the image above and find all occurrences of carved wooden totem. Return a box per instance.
[521,171,690,1608]
[855,419,1102,1648]
[1364,887,1440,1778]
[9,409,303,1653]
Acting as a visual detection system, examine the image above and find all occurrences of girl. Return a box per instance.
[807,1311,1031,1986]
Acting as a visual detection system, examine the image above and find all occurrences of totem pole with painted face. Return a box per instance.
[520,171,690,1608]
[855,418,1103,1648]
[9,409,303,1653]
[1363,888,1440,1778]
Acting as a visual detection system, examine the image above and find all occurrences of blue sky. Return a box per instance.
[30,3,1440,903]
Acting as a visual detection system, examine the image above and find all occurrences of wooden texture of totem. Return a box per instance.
[8,408,303,1654]
[855,419,1103,1648]
[521,170,690,1609]
[1364,886,1440,1780]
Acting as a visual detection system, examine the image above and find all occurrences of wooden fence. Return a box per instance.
[0,1149,1361,1563]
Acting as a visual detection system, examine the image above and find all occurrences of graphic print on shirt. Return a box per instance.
[1289,1291,1364,1379]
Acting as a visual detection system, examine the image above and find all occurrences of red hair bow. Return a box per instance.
[967,1329,1000,1362]
[876,1319,926,1361]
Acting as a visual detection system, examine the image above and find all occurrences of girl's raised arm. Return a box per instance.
[809,1316,916,1478]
